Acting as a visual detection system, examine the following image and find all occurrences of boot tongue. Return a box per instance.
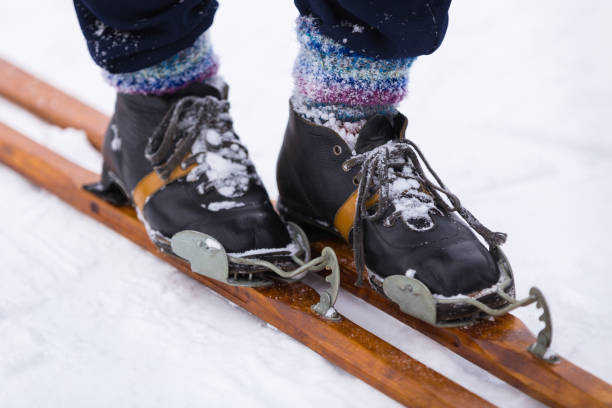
[354,112,407,154]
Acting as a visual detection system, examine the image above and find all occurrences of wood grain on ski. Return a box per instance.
[0,122,493,408]
[2,57,612,407]
[313,241,612,408]
[0,58,107,151]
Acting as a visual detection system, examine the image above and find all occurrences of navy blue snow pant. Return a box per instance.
[74,0,452,74]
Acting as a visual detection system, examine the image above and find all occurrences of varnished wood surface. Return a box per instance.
[0,58,107,151]
[2,57,611,407]
[0,122,493,407]
[313,241,612,408]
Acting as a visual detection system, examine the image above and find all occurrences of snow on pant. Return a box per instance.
[74,0,452,74]
[73,0,219,74]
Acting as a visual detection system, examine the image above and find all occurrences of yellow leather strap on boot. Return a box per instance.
[334,191,378,241]
[132,163,197,213]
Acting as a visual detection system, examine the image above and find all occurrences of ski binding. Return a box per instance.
[170,223,341,321]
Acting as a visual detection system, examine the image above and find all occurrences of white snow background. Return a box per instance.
[1,1,611,407]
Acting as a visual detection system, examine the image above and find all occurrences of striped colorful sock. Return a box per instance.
[104,32,218,95]
[292,16,415,148]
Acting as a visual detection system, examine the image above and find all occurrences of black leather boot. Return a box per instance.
[86,81,294,264]
[277,103,513,324]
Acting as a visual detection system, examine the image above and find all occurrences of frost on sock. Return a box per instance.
[104,32,218,95]
[291,16,415,149]
[292,95,368,149]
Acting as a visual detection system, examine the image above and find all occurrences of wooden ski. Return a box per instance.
[2,57,611,407]
[0,119,494,407]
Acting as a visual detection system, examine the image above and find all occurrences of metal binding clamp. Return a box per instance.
[170,222,341,321]
[382,246,558,363]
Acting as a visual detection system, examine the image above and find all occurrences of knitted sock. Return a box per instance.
[104,32,218,95]
[292,17,415,149]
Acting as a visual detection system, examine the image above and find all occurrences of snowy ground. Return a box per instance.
[1,1,611,407]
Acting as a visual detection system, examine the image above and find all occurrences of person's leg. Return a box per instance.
[279,0,510,324]
[76,1,304,279]
[291,0,450,147]
[294,0,451,59]
[74,0,218,73]
[74,0,219,94]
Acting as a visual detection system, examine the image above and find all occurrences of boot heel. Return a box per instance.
[83,167,131,206]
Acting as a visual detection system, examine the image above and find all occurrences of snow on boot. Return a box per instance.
[85,82,340,308]
[277,103,515,326]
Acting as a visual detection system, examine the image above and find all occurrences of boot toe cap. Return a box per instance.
[365,217,500,297]
[415,240,499,297]
[184,204,292,254]
[143,183,292,254]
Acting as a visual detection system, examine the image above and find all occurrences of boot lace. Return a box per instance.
[145,96,258,198]
[342,139,507,286]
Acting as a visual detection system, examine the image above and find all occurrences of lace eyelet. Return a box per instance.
[352,176,359,186]
[333,145,342,156]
